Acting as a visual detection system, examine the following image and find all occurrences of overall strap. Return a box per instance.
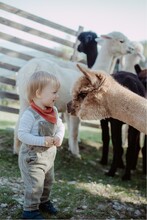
[27,106,41,120]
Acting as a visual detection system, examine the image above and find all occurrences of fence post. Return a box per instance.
[70,25,84,62]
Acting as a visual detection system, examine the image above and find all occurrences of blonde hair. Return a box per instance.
[27,71,60,102]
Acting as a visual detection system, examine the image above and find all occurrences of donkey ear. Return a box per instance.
[77,64,98,86]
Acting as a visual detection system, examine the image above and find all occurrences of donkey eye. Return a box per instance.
[120,40,124,43]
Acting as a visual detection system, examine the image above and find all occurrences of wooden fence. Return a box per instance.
[0,3,100,129]
[0,2,84,113]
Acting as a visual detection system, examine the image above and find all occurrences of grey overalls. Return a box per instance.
[19,107,57,211]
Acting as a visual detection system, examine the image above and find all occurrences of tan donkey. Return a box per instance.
[67,64,147,135]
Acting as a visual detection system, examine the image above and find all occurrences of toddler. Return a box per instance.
[18,71,65,219]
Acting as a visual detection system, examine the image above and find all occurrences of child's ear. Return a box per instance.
[36,89,41,98]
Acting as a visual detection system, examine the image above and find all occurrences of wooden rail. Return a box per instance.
[0,105,19,114]
[0,2,78,36]
[0,76,16,86]
[0,91,19,100]
[0,17,75,48]
[0,32,64,58]
[0,47,34,61]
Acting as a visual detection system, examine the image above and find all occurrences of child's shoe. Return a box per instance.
[22,210,44,219]
[39,200,58,215]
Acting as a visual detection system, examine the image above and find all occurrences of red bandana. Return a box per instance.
[30,101,57,124]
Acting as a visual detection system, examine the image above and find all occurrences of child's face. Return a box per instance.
[36,83,59,108]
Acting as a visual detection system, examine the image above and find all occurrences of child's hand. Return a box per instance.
[53,136,62,147]
[44,136,54,147]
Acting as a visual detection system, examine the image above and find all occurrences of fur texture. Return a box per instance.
[135,64,147,175]
[135,64,147,94]
[68,65,147,134]
[77,31,98,68]
[67,66,147,179]
[77,35,146,179]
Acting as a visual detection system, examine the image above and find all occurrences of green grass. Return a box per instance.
[0,112,18,129]
[0,121,146,219]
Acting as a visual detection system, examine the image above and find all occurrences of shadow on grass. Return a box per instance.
[56,139,146,193]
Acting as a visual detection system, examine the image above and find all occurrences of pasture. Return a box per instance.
[0,2,147,219]
[0,112,146,219]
